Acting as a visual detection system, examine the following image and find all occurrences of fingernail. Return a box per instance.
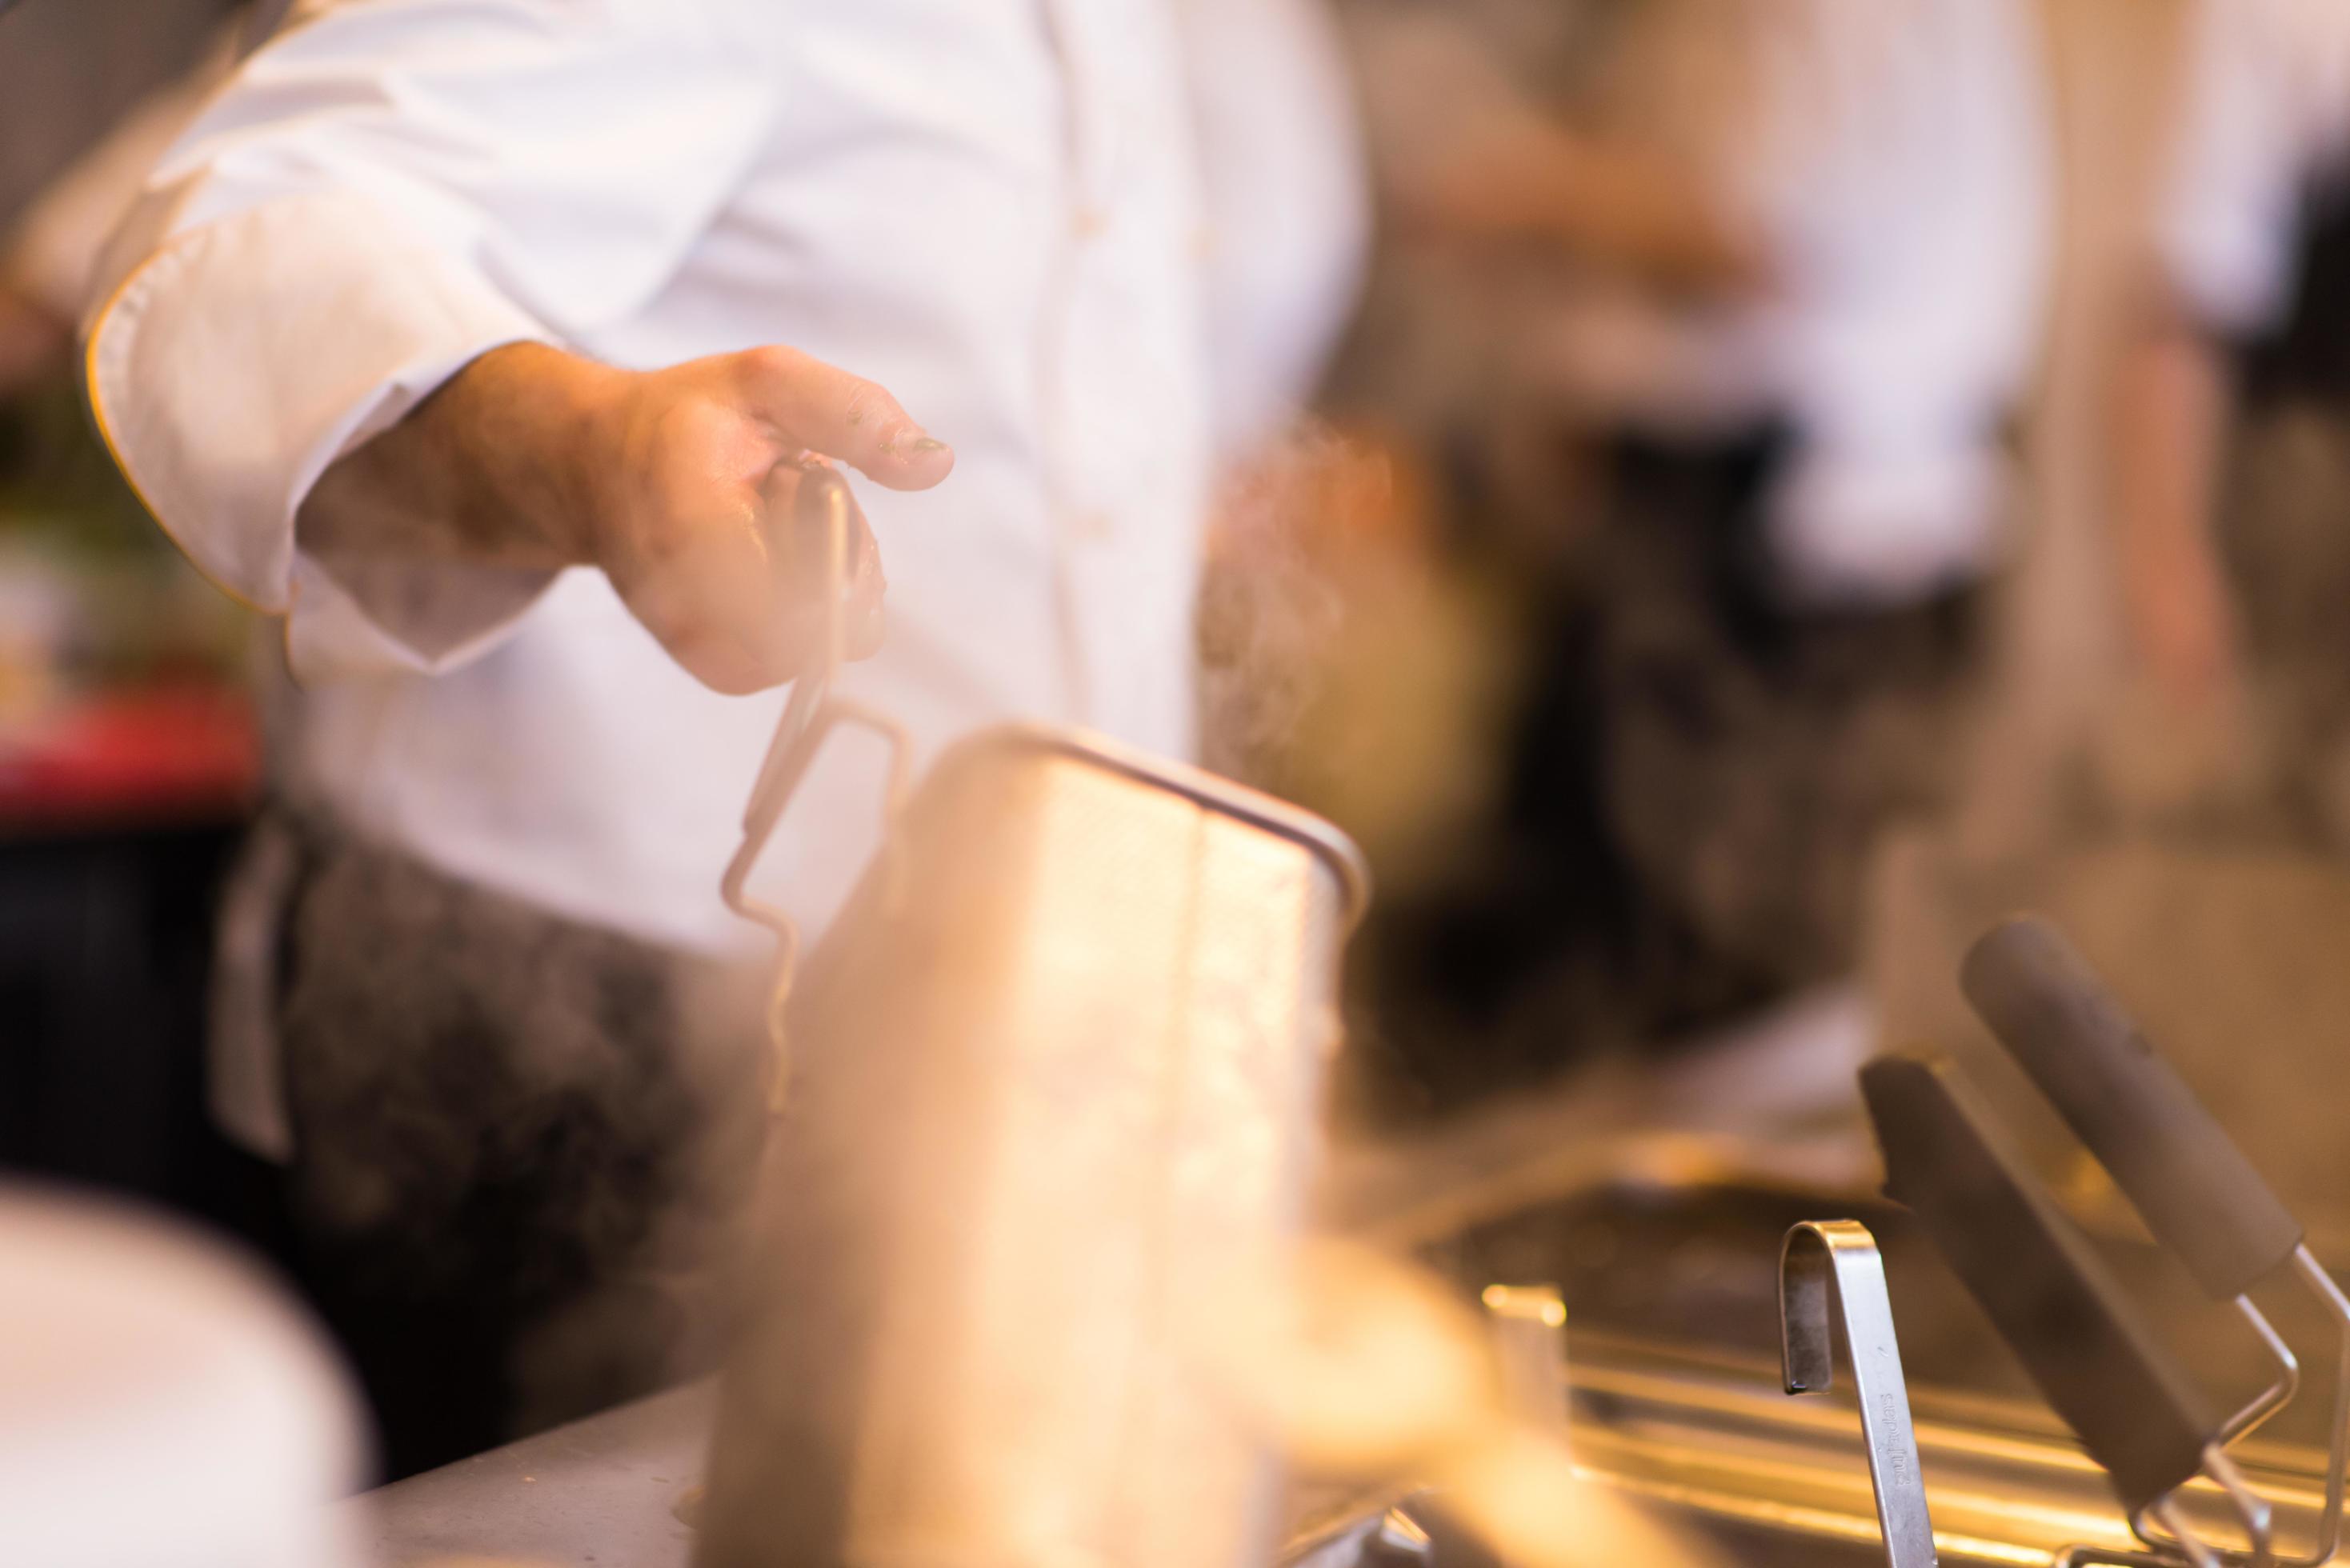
[913,437,947,453]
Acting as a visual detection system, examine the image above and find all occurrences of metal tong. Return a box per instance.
[1473,1237,1940,1568]
[719,463,911,1098]
[1862,1054,2274,1568]
[1780,1220,1938,1568]
[1957,917,2350,1568]
[1483,1282,1570,1430]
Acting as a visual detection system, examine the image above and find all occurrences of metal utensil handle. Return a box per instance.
[739,462,856,829]
[1960,915,2304,1301]
[722,464,910,1106]
[1481,1284,1569,1432]
[1860,1054,2224,1520]
[1780,1220,1937,1568]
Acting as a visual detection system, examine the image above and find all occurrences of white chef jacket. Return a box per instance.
[2157,0,2350,335]
[86,0,1366,967]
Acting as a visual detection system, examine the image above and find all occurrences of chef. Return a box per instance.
[85,0,1365,1475]
[1340,0,2048,1074]
[2113,0,2350,840]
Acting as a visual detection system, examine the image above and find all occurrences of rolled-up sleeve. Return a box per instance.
[84,0,776,679]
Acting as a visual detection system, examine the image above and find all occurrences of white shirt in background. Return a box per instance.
[1362,0,2052,608]
[2159,0,2350,335]
[85,0,1367,968]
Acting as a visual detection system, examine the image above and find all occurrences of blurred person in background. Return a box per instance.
[2112,0,2350,849]
[0,2,268,401]
[85,0,1364,1476]
[0,0,294,1224]
[1331,0,2049,1109]
[0,54,202,398]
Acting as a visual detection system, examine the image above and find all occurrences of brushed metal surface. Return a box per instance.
[1780,1222,1937,1568]
[349,1382,713,1568]
[699,727,1359,1568]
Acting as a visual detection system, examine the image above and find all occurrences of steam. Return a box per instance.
[1196,419,1511,890]
[272,830,767,1466]
[1183,1239,1724,1568]
[1197,421,1367,789]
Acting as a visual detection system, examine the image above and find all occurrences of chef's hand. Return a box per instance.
[570,345,951,693]
[298,341,955,694]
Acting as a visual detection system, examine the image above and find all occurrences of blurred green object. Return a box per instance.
[0,372,250,710]
[0,374,156,550]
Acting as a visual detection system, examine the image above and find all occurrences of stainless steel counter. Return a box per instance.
[347,1382,715,1567]
[334,1135,2346,1568]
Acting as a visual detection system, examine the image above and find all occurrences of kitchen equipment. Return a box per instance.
[720,460,906,1085]
[1868,834,2350,1252]
[698,702,1368,1568]
[1481,1283,1568,1430]
[1779,1220,1936,1568]
[352,1122,2350,1568]
[1861,1055,2271,1568]
[1960,916,2350,1566]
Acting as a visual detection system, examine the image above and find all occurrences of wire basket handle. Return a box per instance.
[721,462,911,1108]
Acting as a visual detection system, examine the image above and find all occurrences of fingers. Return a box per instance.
[614,506,883,697]
[617,529,795,695]
[755,462,889,667]
[639,570,876,695]
[735,346,955,491]
[605,353,912,692]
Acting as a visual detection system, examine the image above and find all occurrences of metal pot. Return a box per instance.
[696,724,1368,1568]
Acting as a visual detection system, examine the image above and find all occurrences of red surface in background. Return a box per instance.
[0,682,258,832]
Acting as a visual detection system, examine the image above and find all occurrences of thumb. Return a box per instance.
[735,345,955,492]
